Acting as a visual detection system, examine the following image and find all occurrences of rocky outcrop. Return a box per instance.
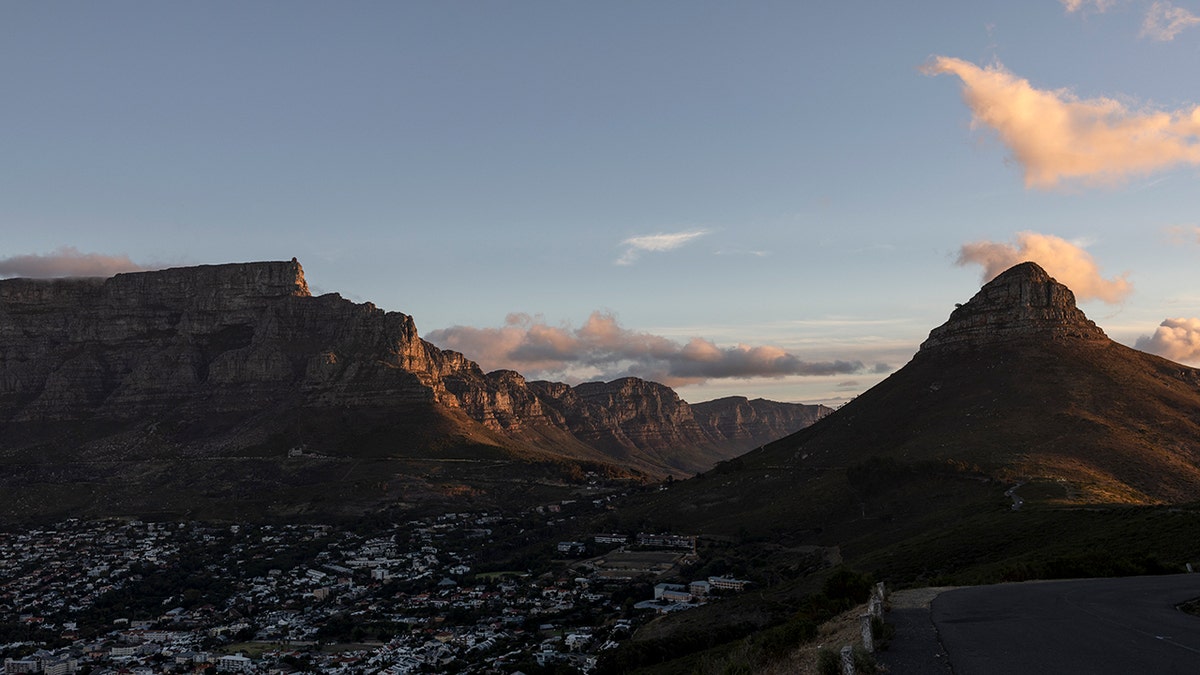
[0,261,451,422]
[524,380,832,474]
[919,262,1107,353]
[0,260,825,482]
[691,396,832,446]
[529,378,715,472]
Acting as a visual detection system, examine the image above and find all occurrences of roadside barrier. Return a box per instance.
[840,581,888,672]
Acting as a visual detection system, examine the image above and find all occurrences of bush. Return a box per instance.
[817,648,841,675]
[822,567,874,605]
[757,618,817,659]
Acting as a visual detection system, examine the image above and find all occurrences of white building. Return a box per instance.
[217,654,253,673]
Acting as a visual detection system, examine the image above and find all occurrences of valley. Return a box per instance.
[4,260,1200,673]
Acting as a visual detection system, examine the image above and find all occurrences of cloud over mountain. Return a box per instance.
[923,56,1200,188]
[1136,317,1200,362]
[427,311,878,387]
[956,232,1131,303]
[0,247,148,279]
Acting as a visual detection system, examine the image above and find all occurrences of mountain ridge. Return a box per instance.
[0,260,828,520]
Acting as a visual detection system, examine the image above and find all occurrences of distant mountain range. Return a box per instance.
[0,260,828,521]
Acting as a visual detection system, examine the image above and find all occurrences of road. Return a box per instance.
[930,575,1200,674]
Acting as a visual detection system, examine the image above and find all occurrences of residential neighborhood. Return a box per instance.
[0,500,753,674]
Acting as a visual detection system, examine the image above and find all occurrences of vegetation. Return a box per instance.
[595,567,876,674]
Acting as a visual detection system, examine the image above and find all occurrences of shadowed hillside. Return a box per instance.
[594,262,1200,673]
[0,261,827,521]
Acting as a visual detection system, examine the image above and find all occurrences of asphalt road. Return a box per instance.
[930,575,1200,674]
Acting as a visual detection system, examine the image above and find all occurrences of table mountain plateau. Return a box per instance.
[0,260,827,521]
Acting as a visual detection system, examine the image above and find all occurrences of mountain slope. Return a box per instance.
[626,262,1200,540]
[0,260,826,520]
[598,262,1200,665]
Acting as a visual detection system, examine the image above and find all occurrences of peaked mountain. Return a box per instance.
[628,262,1200,538]
[0,260,826,521]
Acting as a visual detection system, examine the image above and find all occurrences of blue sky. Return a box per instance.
[4,1,1200,405]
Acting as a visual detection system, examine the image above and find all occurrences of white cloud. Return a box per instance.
[1141,1,1200,39]
[956,231,1132,303]
[923,56,1200,188]
[1136,317,1200,362]
[0,247,148,278]
[615,229,708,265]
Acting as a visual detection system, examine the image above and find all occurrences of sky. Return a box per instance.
[3,1,1200,406]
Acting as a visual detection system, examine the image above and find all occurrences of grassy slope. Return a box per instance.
[596,337,1200,671]
[0,401,645,524]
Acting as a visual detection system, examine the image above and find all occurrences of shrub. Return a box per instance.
[816,648,841,675]
[822,567,875,605]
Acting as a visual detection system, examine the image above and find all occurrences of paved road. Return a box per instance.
[931,575,1200,674]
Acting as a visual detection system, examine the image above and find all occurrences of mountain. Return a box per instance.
[596,261,1200,670]
[621,261,1200,559]
[0,260,826,521]
[601,261,1200,675]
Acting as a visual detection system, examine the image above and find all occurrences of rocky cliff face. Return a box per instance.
[919,262,1107,353]
[0,261,823,483]
[0,261,460,422]
[690,396,832,447]
[524,380,831,474]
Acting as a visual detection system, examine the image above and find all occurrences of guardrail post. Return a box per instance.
[860,613,874,652]
[840,644,855,675]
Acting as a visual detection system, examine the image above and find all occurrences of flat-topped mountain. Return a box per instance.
[0,260,826,520]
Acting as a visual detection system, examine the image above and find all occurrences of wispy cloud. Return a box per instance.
[1136,317,1200,362]
[1165,224,1200,243]
[1063,0,1200,41]
[714,249,769,258]
[1141,1,1200,39]
[922,56,1200,188]
[615,229,707,266]
[427,311,882,387]
[1061,0,1118,12]
[0,247,148,279]
[956,231,1132,303]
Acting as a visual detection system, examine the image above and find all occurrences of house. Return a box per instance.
[653,583,690,602]
[4,659,40,675]
[636,533,696,550]
[217,654,253,673]
[707,576,751,592]
[556,541,585,555]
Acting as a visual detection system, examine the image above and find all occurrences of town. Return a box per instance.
[1,498,754,674]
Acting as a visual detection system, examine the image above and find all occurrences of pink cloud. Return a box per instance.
[427,311,878,387]
[1141,1,1200,41]
[923,56,1200,189]
[1136,317,1200,363]
[956,232,1131,303]
[0,247,148,279]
